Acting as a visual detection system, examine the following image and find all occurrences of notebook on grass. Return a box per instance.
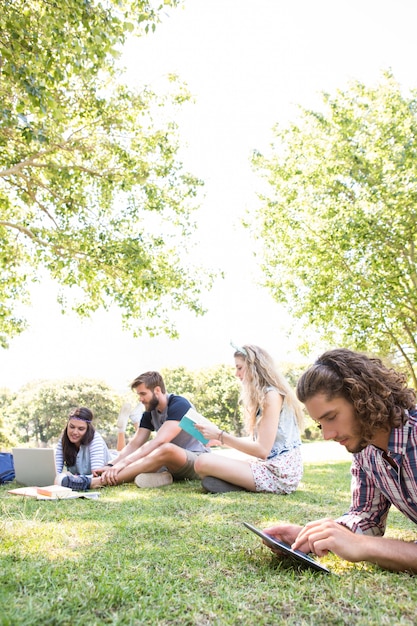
[12,447,57,487]
[243,522,331,573]
[8,485,100,500]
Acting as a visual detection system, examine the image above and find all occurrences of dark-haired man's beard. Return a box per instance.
[144,393,159,412]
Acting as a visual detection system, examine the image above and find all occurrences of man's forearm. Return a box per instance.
[115,437,160,468]
[112,438,146,465]
[363,537,417,573]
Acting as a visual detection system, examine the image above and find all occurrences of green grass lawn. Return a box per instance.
[1,460,416,626]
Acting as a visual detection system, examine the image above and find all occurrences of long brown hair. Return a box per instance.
[61,407,95,468]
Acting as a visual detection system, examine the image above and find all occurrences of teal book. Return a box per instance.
[179,409,211,444]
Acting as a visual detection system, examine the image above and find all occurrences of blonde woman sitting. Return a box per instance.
[194,344,304,494]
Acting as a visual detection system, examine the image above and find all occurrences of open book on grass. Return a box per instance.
[179,408,215,444]
[8,485,100,500]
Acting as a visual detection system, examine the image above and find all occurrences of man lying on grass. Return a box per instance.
[264,349,417,573]
[60,371,210,490]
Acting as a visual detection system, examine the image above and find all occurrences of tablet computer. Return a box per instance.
[243,522,331,573]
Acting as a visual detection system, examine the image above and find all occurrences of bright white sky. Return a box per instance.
[2,0,417,392]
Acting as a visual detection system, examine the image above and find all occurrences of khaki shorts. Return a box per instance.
[172,449,204,481]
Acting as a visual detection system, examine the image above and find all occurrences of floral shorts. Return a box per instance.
[250,446,303,494]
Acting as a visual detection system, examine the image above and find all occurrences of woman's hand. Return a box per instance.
[194,423,223,445]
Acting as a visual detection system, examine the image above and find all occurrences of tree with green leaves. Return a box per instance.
[162,365,243,434]
[7,378,122,446]
[161,366,197,401]
[252,72,417,386]
[0,388,17,448]
[0,0,210,348]
[193,365,243,435]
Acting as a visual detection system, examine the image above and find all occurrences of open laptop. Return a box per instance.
[12,448,57,487]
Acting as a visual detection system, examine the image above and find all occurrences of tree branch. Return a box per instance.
[0,221,50,246]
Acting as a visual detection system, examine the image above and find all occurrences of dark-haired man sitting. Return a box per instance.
[62,371,209,490]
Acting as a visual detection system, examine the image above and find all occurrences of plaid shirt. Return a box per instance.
[337,409,417,536]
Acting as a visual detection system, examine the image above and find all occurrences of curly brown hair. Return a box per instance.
[296,349,416,442]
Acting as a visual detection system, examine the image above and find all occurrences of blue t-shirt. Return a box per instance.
[139,393,209,454]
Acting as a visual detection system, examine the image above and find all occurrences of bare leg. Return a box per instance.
[116,422,138,451]
[194,453,256,491]
[91,443,190,488]
[116,402,133,451]
[117,432,127,452]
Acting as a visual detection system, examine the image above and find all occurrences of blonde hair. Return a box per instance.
[235,344,304,434]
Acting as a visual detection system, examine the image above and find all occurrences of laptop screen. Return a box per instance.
[12,448,57,487]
